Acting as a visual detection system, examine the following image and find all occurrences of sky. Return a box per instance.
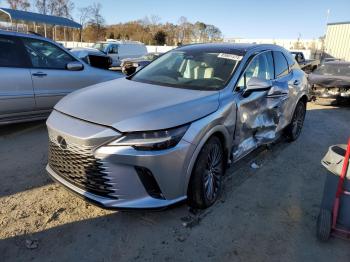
[3,0,350,39]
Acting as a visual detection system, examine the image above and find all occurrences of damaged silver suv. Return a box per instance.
[46,43,308,209]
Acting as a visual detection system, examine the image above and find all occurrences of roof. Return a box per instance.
[327,21,350,26]
[0,8,81,29]
[177,43,282,55]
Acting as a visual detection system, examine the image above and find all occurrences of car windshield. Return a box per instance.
[131,50,241,90]
[92,43,109,52]
[314,64,350,76]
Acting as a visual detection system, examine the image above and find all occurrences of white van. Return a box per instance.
[92,40,147,67]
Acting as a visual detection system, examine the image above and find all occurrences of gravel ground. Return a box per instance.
[1,103,350,262]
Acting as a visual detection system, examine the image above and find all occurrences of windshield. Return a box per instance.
[131,50,241,90]
[314,64,350,76]
[92,43,109,52]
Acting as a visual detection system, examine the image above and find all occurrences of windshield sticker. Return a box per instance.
[218,53,243,61]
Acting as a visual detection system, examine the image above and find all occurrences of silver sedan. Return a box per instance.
[0,30,123,125]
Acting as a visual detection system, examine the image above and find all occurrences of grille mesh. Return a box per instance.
[48,138,117,198]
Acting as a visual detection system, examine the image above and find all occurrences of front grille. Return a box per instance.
[48,139,117,199]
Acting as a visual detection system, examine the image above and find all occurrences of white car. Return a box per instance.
[91,40,147,67]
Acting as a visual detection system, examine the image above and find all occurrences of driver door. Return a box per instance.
[233,51,280,160]
[22,37,93,110]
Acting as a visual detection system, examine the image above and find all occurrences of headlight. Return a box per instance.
[132,62,139,67]
[108,125,189,151]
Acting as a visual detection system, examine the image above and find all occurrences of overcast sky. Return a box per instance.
[2,0,350,39]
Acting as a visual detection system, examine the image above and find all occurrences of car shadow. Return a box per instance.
[0,120,52,198]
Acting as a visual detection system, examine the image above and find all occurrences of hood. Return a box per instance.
[54,78,220,132]
[70,47,105,57]
[308,73,350,88]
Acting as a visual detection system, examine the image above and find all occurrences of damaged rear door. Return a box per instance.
[232,50,292,160]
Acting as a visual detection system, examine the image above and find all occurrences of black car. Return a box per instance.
[121,53,161,75]
[308,61,350,105]
[70,48,112,70]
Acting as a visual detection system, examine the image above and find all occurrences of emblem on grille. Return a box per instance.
[57,136,67,150]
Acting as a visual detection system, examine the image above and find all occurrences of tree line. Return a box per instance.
[3,0,223,45]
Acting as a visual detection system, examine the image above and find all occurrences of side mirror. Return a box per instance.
[245,77,272,93]
[67,61,84,71]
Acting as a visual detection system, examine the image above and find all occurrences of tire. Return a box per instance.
[284,100,306,142]
[187,136,225,209]
[316,208,332,242]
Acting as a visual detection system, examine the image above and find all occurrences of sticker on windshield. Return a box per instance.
[218,53,243,61]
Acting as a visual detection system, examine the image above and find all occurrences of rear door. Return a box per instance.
[0,35,35,116]
[269,51,295,129]
[21,37,98,110]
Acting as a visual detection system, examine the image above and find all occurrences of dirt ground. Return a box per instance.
[1,103,350,262]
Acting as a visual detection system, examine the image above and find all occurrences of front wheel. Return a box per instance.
[187,136,225,209]
[284,100,306,142]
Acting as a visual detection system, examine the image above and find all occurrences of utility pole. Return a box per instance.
[43,0,47,15]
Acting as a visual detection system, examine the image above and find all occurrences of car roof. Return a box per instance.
[176,43,284,55]
[0,29,58,44]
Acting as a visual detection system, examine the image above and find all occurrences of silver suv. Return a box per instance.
[0,30,121,125]
[46,43,308,209]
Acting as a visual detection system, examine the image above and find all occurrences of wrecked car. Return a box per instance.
[121,52,161,75]
[46,43,308,210]
[308,61,350,105]
[291,51,320,73]
[70,48,112,70]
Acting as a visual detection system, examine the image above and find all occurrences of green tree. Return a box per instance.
[153,30,167,45]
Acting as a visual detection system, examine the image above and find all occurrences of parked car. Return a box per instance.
[308,61,350,105]
[0,30,123,125]
[46,43,308,209]
[121,53,161,75]
[291,51,320,73]
[91,40,147,67]
[70,48,112,70]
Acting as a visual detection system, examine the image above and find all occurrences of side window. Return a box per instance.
[273,51,289,78]
[109,44,118,54]
[284,52,300,71]
[237,51,274,90]
[22,38,76,69]
[0,36,29,68]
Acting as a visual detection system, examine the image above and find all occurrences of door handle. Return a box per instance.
[32,72,47,77]
[293,80,301,86]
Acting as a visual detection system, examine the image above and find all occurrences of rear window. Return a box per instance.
[0,37,28,68]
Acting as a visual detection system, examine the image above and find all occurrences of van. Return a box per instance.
[92,40,147,67]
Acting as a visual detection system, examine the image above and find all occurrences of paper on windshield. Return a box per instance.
[218,53,243,61]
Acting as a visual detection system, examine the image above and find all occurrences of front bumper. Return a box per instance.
[310,85,350,99]
[46,110,195,209]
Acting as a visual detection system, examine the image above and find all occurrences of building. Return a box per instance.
[325,21,350,61]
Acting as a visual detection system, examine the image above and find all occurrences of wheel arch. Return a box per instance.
[184,125,230,195]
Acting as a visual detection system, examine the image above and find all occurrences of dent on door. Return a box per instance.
[232,80,290,160]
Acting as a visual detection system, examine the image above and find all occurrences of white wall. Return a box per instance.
[146,45,176,53]
[325,23,350,61]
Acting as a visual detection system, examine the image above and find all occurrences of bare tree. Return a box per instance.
[78,6,93,28]
[84,3,105,41]
[35,0,74,18]
[7,0,30,11]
